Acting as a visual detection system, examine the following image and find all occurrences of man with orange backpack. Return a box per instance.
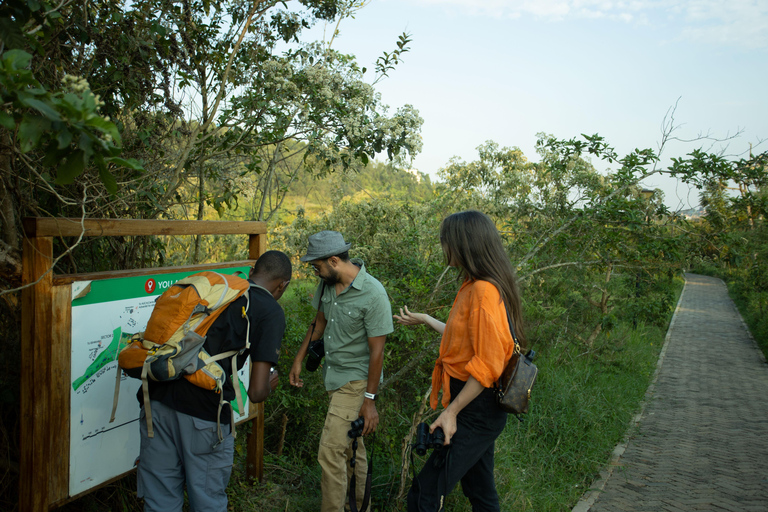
[135,250,292,512]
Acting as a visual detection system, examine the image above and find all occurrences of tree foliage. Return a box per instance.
[0,0,423,276]
[0,1,421,508]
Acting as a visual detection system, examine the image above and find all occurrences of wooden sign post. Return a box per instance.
[20,218,269,512]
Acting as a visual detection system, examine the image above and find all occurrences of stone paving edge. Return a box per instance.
[570,274,689,512]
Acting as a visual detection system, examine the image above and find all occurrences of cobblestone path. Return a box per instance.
[573,273,768,512]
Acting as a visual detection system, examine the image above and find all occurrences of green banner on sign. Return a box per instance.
[71,267,251,306]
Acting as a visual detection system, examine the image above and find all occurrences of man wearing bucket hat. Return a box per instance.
[289,230,393,512]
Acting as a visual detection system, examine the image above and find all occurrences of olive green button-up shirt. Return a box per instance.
[312,260,393,391]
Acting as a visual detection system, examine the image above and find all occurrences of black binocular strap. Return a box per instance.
[348,432,374,512]
[410,445,450,512]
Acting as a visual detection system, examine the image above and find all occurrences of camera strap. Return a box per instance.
[410,438,450,512]
[348,432,374,512]
[309,283,327,337]
[305,283,327,355]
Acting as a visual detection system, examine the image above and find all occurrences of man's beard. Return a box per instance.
[321,268,340,286]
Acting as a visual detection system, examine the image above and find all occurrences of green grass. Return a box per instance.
[433,322,668,512]
[224,297,678,511]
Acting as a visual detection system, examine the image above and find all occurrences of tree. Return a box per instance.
[670,148,768,229]
[431,134,680,345]
[0,0,423,273]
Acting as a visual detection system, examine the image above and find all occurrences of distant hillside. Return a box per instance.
[280,160,434,218]
[679,206,705,219]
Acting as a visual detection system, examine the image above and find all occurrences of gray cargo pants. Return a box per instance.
[137,401,234,512]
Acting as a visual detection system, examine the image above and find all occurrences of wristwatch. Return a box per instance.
[364,392,378,401]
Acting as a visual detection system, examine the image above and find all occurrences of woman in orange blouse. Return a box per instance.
[395,210,526,512]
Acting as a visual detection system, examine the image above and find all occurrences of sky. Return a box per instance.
[315,0,768,210]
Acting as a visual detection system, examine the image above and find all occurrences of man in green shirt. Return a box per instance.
[289,231,393,512]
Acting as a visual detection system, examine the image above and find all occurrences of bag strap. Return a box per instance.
[207,277,255,443]
[227,282,255,438]
[141,362,155,438]
[306,283,327,344]
[348,431,374,512]
[495,305,521,394]
[409,442,449,512]
[504,305,521,355]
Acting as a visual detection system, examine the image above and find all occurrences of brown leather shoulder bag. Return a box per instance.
[495,311,538,418]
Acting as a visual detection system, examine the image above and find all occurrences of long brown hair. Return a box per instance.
[440,210,527,347]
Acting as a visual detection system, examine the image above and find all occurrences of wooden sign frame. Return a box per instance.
[20,218,269,512]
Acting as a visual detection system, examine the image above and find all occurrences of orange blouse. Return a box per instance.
[430,279,517,409]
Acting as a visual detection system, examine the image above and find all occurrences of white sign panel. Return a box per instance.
[69,269,251,496]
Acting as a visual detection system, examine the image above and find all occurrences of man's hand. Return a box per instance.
[248,361,274,403]
[269,368,279,392]
[359,399,379,435]
[289,358,304,388]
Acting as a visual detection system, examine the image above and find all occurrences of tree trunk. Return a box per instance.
[585,264,613,347]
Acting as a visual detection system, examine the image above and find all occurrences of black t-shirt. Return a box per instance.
[138,283,285,422]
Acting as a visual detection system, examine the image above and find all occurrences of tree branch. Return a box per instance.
[0,186,89,298]
[518,260,603,281]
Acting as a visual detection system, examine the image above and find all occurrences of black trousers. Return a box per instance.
[407,378,508,512]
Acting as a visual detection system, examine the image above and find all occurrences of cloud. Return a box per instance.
[679,0,768,49]
[413,0,768,49]
[415,0,656,21]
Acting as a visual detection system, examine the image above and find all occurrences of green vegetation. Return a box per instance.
[217,315,677,512]
[1,1,766,511]
[669,148,768,359]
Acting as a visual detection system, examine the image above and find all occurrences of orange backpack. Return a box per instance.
[110,271,252,440]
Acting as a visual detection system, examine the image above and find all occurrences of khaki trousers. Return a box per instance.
[318,379,369,512]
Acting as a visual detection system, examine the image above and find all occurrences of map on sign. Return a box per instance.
[69,268,251,496]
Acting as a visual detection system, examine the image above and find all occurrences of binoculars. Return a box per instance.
[413,422,445,455]
[348,417,365,438]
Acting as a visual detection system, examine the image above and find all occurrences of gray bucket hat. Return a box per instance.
[300,231,352,262]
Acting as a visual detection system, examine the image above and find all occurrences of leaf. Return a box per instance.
[83,92,96,111]
[0,20,28,50]
[3,49,32,71]
[78,132,93,158]
[105,156,144,171]
[56,128,73,149]
[41,146,63,167]
[20,96,62,121]
[85,115,120,142]
[18,115,50,153]
[0,111,14,129]
[55,150,85,184]
[96,155,118,195]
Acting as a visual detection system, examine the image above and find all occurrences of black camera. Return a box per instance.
[305,339,325,372]
[348,417,365,438]
[413,422,445,455]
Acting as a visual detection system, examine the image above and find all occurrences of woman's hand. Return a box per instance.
[394,306,446,334]
[393,306,427,326]
[430,408,458,446]
[430,376,485,445]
